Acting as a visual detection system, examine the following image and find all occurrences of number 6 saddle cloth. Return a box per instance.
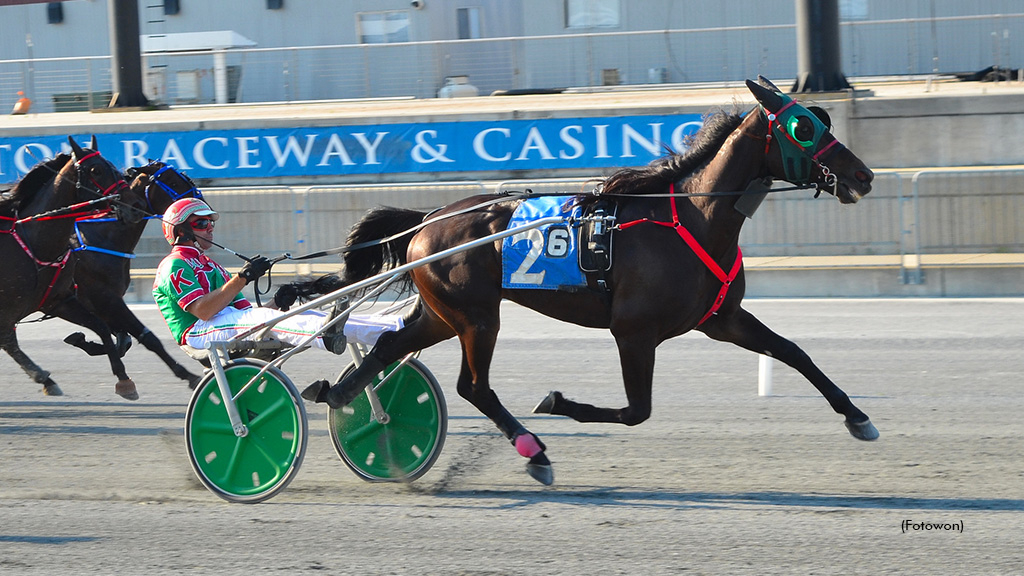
[501,195,604,291]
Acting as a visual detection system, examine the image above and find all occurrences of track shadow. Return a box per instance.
[0,535,101,545]
[430,487,1024,512]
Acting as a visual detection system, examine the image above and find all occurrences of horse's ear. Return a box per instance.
[758,75,783,92]
[89,135,98,150]
[68,136,85,160]
[746,79,784,112]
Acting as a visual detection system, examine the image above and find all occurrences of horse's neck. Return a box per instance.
[18,166,79,262]
[686,122,768,251]
[23,166,77,216]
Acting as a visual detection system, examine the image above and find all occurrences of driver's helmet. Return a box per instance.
[162,197,218,245]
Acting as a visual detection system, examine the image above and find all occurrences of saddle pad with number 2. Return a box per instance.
[501,196,585,290]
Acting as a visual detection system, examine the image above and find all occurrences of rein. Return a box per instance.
[283,193,529,261]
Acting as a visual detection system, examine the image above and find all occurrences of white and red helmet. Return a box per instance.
[162,197,218,245]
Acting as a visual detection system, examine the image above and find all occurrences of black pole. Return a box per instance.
[107,0,150,107]
[792,0,851,92]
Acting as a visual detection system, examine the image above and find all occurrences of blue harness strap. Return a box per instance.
[71,216,163,259]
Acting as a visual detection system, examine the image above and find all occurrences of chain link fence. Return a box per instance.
[3,14,1023,113]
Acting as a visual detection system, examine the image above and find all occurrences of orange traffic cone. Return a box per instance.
[12,91,31,115]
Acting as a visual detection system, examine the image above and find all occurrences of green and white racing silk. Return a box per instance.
[153,245,250,344]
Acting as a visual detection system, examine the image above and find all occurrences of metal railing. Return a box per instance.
[3,14,1024,113]
[127,169,1024,289]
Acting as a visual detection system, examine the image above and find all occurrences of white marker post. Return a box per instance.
[758,355,773,397]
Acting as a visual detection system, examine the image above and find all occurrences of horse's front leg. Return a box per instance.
[0,326,64,395]
[533,332,656,426]
[50,300,138,400]
[699,307,878,441]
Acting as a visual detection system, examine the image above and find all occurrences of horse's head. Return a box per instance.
[746,76,874,204]
[125,160,204,216]
[67,136,139,222]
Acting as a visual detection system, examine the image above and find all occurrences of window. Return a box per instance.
[164,0,180,16]
[565,0,619,29]
[357,11,410,44]
[839,0,867,21]
[267,0,284,9]
[46,2,63,25]
[457,7,481,40]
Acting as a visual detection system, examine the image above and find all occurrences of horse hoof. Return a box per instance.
[526,462,554,485]
[43,383,64,396]
[533,391,561,414]
[116,379,139,401]
[63,332,86,346]
[187,374,202,390]
[845,418,879,441]
[301,380,331,403]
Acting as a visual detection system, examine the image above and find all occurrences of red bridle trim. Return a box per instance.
[616,183,742,325]
[74,151,102,164]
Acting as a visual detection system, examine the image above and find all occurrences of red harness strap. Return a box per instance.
[1,214,73,310]
[617,184,743,325]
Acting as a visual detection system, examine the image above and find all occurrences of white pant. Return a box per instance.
[183,306,404,351]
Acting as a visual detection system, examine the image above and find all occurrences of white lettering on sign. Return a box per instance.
[0,145,10,175]
[195,138,229,169]
[0,115,703,184]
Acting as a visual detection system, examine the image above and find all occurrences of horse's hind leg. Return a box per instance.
[316,301,457,407]
[101,300,201,388]
[1,327,64,395]
[533,331,657,426]
[448,309,554,485]
[700,307,878,441]
[50,300,139,400]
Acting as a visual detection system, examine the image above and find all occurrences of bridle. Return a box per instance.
[73,150,130,204]
[73,163,203,260]
[137,163,203,214]
[759,97,842,197]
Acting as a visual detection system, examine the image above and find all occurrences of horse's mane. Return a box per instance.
[0,154,72,212]
[599,108,745,197]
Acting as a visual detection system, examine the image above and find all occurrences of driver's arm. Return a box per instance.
[183,273,249,321]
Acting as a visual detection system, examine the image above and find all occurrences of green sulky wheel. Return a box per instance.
[329,358,447,482]
[185,359,307,503]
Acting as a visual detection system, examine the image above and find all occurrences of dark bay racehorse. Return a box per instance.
[0,137,143,398]
[294,77,879,485]
[62,161,204,389]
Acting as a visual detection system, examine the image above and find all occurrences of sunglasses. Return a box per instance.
[190,218,215,231]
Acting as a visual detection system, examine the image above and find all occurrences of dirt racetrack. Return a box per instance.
[1,298,1022,575]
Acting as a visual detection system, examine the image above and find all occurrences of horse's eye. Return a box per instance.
[787,115,815,147]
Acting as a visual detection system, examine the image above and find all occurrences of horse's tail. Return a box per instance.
[278,206,427,304]
[340,206,426,283]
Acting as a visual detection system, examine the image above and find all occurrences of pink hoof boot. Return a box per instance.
[515,433,544,458]
[514,433,554,485]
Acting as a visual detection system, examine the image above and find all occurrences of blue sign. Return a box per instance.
[0,114,703,184]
